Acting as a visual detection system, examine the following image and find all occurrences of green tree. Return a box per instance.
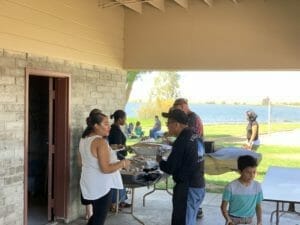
[138,72,181,119]
[149,71,180,100]
[125,71,140,103]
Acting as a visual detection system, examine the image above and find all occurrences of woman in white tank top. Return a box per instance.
[78,109,131,225]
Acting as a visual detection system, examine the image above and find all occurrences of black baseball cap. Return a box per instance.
[162,108,188,125]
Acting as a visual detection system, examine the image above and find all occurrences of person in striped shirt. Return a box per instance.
[221,155,263,225]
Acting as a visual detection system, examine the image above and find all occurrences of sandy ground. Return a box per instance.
[260,129,300,146]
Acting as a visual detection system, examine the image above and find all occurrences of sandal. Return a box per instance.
[110,204,121,213]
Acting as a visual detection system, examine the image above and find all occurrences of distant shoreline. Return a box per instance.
[128,101,300,108]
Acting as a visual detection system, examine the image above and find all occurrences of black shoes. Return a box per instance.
[197,208,204,219]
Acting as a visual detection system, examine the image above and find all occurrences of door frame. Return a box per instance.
[24,68,71,225]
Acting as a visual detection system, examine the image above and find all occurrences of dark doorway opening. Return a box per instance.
[28,76,49,225]
[25,70,70,225]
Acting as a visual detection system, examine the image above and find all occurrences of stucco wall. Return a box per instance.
[124,0,300,70]
[0,0,124,68]
[0,48,127,224]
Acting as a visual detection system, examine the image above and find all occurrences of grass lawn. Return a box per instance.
[205,145,300,193]
[125,120,300,193]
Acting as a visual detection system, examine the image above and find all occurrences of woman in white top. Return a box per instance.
[78,109,131,225]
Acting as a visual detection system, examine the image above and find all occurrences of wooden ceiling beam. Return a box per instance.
[148,0,165,11]
[101,0,238,13]
[174,0,188,9]
[116,0,143,13]
[203,0,213,7]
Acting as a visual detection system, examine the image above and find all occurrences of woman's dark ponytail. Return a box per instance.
[110,110,126,122]
[82,109,106,138]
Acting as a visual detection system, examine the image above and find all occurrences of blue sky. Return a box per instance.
[129,71,300,103]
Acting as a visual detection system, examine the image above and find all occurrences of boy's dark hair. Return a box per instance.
[238,155,258,171]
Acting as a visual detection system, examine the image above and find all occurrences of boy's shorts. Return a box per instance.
[229,215,253,225]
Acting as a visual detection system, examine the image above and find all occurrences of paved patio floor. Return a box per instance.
[61,187,300,225]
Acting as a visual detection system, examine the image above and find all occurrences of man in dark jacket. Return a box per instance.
[157,109,205,225]
[173,98,205,218]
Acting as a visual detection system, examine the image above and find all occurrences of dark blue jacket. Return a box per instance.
[159,127,205,188]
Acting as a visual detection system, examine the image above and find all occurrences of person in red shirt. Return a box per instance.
[173,98,204,138]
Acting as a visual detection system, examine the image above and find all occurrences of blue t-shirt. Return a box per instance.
[222,179,263,217]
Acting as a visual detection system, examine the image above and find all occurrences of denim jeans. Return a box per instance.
[111,188,127,203]
[149,128,160,139]
[185,187,205,225]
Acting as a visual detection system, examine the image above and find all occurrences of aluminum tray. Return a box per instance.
[131,142,171,157]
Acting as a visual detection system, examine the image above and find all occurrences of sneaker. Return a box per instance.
[196,208,204,219]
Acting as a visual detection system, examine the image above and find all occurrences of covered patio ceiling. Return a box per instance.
[2,0,299,70]
[121,0,300,70]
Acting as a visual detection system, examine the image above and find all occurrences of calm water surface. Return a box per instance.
[125,102,300,124]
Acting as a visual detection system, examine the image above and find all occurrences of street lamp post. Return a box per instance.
[268,99,271,134]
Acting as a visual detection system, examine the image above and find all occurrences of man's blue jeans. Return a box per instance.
[185,187,205,225]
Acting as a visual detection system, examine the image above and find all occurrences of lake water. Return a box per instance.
[125,102,300,124]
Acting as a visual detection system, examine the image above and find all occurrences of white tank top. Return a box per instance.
[79,135,123,200]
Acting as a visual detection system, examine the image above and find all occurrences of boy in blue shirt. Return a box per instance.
[221,155,263,225]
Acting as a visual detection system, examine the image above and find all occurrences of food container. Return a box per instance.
[121,171,162,187]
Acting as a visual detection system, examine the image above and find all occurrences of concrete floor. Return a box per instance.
[28,194,48,225]
[61,187,300,225]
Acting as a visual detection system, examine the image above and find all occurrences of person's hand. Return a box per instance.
[123,159,131,170]
[110,144,117,150]
[156,155,162,163]
[225,219,234,225]
[111,144,123,150]
[242,143,251,150]
[257,222,263,225]
[117,144,124,149]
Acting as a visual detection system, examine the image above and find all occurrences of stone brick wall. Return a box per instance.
[0,48,127,224]
[0,49,26,225]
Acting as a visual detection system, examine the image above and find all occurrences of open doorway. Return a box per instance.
[28,76,49,225]
[25,69,70,225]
